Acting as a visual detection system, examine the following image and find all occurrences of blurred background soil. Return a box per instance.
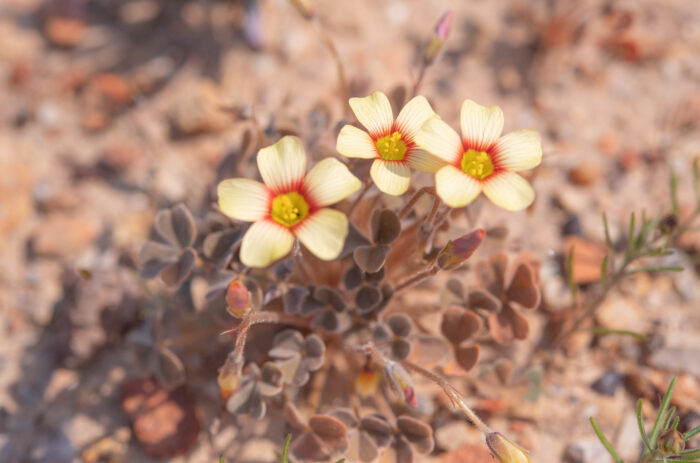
[0,0,699,462]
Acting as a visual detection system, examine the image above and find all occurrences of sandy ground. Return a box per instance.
[0,0,699,462]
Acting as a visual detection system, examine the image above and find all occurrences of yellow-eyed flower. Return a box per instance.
[218,136,361,268]
[415,100,542,210]
[336,91,446,196]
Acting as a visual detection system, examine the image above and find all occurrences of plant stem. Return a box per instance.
[402,360,491,435]
[397,187,436,220]
[307,342,334,415]
[393,264,439,292]
[554,210,698,347]
[312,17,350,116]
[232,311,310,378]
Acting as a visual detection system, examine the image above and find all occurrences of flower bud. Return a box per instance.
[486,432,532,463]
[385,362,418,408]
[217,355,240,401]
[226,280,252,318]
[657,428,685,456]
[437,229,485,270]
[425,11,453,65]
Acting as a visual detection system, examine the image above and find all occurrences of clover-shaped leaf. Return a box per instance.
[269,330,325,387]
[341,221,372,257]
[441,305,481,345]
[330,409,393,462]
[290,414,349,462]
[373,314,413,360]
[139,204,198,288]
[354,244,390,273]
[226,363,283,419]
[283,285,310,314]
[202,229,242,265]
[155,203,196,249]
[371,209,401,245]
[355,285,383,314]
[468,253,542,344]
[389,416,434,463]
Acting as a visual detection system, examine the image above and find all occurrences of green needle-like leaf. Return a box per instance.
[670,170,680,216]
[281,433,292,463]
[637,399,653,452]
[684,425,700,440]
[628,212,637,257]
[627,266,684,274]
[601,255,608,289]
[591,328,647,340]
[649,377,677,450]
[590,417,625,463]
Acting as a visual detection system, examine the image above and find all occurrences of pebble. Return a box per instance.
[569,163,602,186]
[590,370,622,396]
[33,213,99,258]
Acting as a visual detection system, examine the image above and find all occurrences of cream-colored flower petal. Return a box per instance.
[406,148,448,173]
[394,95,437,140]
[435,165,482,208]
[493,129,542,172]
[336,125,378,159]
[414,117,463,164]
[460,99,504,151]
[349,91,393,138]
[257,136,307,193]
[303,158,362,206]
[294,208,348,261]
[482,171,535,211]
[239,220,294,268]
[217,178,270,222]
[370,159,411,196]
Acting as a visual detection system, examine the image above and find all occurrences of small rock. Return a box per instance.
[649,347,700,377]
[563,236,608,284]
[89,73,134,108]
[561,214,582,237]
[440,442,493,463]
[168,80,229,136]
[44,17,85,48]
[598,132,620,155]
[121,378,199,459]
[591,370,622,396]
[33,213,99,257]
[435,421,474,452]
[568,163,602,186]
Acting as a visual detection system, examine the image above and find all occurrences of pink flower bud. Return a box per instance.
[434,10,453,40]
[437,229,486,269]
[226,280,252,318]
[385,362,418,408]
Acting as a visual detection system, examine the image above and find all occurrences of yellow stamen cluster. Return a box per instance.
[461,149,494,180]
[376,131,408,161]
[271,192,309,227]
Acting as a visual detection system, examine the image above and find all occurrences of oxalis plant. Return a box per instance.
[138,8,541,463]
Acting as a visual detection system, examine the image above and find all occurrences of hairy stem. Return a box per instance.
[393,264,439,292]
[402,360,491,435]
[232,311,310,377]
